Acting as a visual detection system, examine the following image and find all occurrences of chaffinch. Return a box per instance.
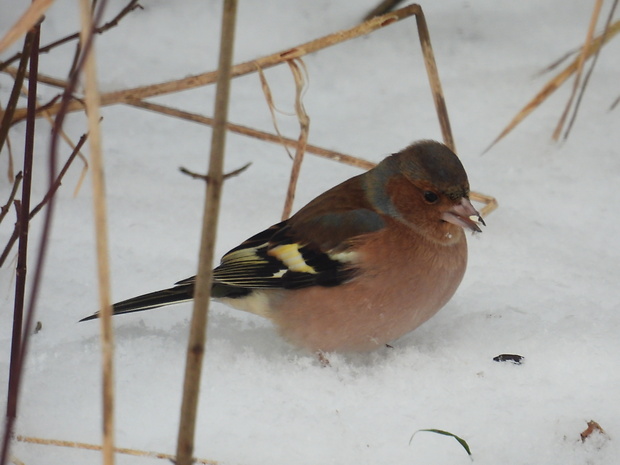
[81,140,484,352]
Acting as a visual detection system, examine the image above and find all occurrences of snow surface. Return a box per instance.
[1,0,620,464]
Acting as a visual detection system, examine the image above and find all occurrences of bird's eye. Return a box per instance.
[423,191,439,203]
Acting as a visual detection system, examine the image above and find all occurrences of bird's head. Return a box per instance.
[365,140,484,244]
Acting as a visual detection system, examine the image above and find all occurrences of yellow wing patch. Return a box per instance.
[268,243,317,274]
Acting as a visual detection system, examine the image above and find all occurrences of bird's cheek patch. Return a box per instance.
[386,176,422,217]
[268,244,317,274]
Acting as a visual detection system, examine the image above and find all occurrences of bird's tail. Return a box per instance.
[79,283,194,322]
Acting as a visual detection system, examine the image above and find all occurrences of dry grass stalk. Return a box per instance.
[0,0,54,54]
[4,134,15,181]
[552,0,603,140]
[10,4,433,121]
[486,18,620,152]
[9,455,25,465]
[15,436,218,465]
[256,65,295,160]
[77,1,115,465]
[280,59,310,220]
[562,0,619,139]
[175,1,237,464]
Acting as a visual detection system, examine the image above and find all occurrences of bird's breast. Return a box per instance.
[269,225,468,352]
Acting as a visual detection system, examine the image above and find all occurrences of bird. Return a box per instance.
[81,140,484,352]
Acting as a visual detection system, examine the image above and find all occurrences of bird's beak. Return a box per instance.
[441,197,485,233]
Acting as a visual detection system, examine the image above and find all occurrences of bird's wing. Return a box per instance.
[210,209,385,290]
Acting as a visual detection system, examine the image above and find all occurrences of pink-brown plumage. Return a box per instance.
[81,140,483,353]
[266,218,468,352]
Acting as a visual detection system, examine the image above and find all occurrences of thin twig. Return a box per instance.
[0,134,87,268]
[0,31,33,155]
[0,0,143,71]
[0,172,23,225]
[3,66,89,194]
[179,162,251,181]
[1,24,40,465]
[175,1,237,464]
[534,48,579,77]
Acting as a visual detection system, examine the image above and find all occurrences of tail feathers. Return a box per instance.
[79,283,194,322]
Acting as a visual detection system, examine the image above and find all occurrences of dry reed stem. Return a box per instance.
[280,59,310,220]
[15,436,218,465]
[0,0,54,54]
[486,19,620,152]
[128,100,376,169]
[175,1,237,464]
[552,0,602,140]
[78,1,115,464]
[11,4,438,122]
[413,9,454,150]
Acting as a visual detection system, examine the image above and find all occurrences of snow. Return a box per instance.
[1,0,620,464]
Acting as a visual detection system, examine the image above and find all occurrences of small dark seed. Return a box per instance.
[493,354,524,365]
